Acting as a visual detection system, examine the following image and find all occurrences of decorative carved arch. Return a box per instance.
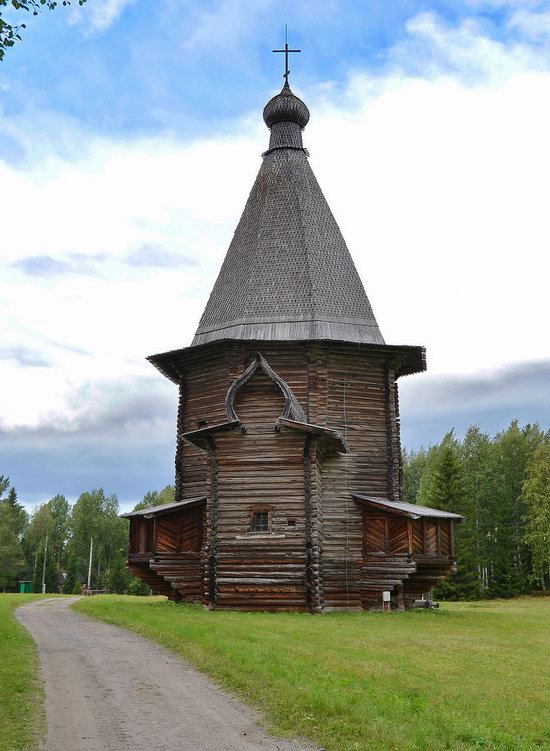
[225,353,306,423]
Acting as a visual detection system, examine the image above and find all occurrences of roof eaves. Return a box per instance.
[353,494,465,520]
[179,421,240,449]
[121,496,206,519]
[277,417,349,454]
[147,340,427,383]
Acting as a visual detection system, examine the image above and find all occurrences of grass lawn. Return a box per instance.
[0,594,53,751]
[74,595,550,751]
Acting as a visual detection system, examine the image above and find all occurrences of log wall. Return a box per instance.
[130,339,450,611]
[206,371,308,610]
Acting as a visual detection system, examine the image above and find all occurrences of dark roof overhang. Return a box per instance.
[179,421,240,449]
[147,340,426,385]
[121,496,206,519]
[353,495,465,521]
[277,417,349,454]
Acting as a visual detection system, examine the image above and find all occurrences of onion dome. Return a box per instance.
[263,82,310,129]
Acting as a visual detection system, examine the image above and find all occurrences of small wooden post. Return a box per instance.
[87,537,93,592]
[41,535,48,594]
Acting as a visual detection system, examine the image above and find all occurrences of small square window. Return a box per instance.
[251,510,270,533]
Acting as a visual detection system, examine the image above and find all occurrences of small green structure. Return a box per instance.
[19,581,32,594]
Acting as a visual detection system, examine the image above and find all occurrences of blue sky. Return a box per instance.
[4,0,548,142]
[2,2,488,136]
[1,0,549,510]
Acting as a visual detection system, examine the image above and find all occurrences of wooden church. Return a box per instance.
[123,69,463,611]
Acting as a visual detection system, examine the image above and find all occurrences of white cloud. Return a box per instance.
[2,9,550,438]
[465,0,544,8]
[396,12,543,80]
[184,0,274,50]
[70,0,137,34]
[508,9,550,41]
[308,13,550,376]
[0,115,263,429]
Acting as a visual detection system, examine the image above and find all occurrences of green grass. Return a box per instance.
[74,595,550,751]
[0,594,53,751]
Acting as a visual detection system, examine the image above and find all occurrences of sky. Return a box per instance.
[1,0,549,512]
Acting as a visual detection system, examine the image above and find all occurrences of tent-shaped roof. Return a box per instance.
[192,83,384,347]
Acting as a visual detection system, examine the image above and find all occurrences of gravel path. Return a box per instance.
[16,597,314,751]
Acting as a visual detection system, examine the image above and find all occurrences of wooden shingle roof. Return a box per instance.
[353,495,465,520]
[192,83,385,347]
[121,497,206,519]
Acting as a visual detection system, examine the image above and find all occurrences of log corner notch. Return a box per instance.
[353,495,465,610]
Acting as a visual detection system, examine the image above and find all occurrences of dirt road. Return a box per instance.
[16,598,313,751]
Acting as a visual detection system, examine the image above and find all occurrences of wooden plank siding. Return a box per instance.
[360,510,456,609]
[128,505,205,601]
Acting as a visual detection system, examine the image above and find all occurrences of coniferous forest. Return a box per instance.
[404,420,550,599]
[1,419,549,598]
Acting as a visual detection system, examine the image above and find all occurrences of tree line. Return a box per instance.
[403,420,550,599]
[0,480,174,594]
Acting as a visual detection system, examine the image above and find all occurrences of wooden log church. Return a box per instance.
[123,67,463,611]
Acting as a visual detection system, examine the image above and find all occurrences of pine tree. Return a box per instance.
[62,555,82,594]
[0,475,10,498]
[6,487,28,536]
[522,443,550,590]
[418,432,463,512]
[402,448,429,504]
[492,422,544,596]
[107,557,130,594]
[0,478,27,591]
[418,433,478,600]
[0,503,24,591]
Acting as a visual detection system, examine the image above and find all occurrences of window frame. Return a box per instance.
[248,504,273,534]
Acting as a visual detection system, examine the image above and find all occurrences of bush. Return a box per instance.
[128,577,151,596]
[107,558,130,594]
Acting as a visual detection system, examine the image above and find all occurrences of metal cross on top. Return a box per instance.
[273,25,301,86]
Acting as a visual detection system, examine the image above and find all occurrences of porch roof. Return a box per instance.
[353,495,465,520]
[121,496,206,520]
